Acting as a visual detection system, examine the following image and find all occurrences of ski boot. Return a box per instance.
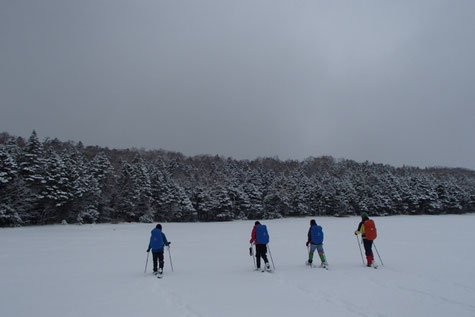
[265,262,272,272]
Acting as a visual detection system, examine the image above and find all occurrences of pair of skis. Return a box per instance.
[256,264,273,273]
[306,261,329,270]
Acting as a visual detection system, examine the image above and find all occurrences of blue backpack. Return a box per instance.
[310,225,324,244]
[150,228,164,250]
[256,225,270,244]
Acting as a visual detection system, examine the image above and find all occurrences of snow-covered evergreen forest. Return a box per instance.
[1,131,474,226]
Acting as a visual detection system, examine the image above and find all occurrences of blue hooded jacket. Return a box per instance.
[148,228,169,252]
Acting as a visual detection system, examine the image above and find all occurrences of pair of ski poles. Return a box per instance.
[144,246,174,273]
[356,235,384,266]
[249,243,276,270]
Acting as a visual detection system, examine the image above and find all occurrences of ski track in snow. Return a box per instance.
[398,285,475,312]
[272,266,383,317]
[368,266,475,315]
[149,276,203,317]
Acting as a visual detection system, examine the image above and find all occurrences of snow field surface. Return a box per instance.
[1,215,475,317]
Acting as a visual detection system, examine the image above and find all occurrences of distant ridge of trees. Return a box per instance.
[1,131,474,226]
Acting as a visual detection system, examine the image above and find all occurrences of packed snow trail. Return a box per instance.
[1,215,475,317]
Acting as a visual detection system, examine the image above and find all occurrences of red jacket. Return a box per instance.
[250,225,260,244]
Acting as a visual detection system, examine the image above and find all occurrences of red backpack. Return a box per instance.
[364,219,377,240]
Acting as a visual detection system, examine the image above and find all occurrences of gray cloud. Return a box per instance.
[1,0,474,169]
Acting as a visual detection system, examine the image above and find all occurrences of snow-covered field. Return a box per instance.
[1,215,475,317]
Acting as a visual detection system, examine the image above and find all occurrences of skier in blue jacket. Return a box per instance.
[306,219,328,268]
[147,224,170,275]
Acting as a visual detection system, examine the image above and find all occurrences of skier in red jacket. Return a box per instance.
[355,212,376,267]
[250,221,271,271]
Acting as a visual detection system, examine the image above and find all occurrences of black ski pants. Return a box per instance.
[255,244,269,268]
[363,239,373,257]
[152,251,164,272]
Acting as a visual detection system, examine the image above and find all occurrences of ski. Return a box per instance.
[258,267,273,273]
[307,261,328,270]
[265,263,273,273]
[256,269,274,273]
[364,264,378,269]
[257,263,273,273]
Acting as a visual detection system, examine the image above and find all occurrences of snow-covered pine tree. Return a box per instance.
[40,151,74,223]
[0,144,23,226]
[226,184,249,220]
[213,186,233,221]
[17,131,47,224]
[130,155,154,222]
[116,160,136,221]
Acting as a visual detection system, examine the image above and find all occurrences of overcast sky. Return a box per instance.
[1,0,474,169]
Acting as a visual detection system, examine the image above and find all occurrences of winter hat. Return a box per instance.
[156,224,162,230]
[361,212,369,220]
[255,221,261,225]
[310,219,317,226]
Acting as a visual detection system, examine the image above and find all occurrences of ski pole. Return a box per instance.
[373,242,384,266]
[250,244,256,269]
[356,235,365,265]
[306,245,311,266]
[267,244,276,271]
[144,251,150,273]
[167,246,174,272]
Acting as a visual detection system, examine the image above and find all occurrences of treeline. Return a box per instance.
[1,131,474,226]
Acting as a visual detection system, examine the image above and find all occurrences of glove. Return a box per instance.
[146,248,150,253]
[306,241,310,247]
[354,231,358,235]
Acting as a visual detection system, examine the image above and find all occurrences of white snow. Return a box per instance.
[1,215,475,317]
